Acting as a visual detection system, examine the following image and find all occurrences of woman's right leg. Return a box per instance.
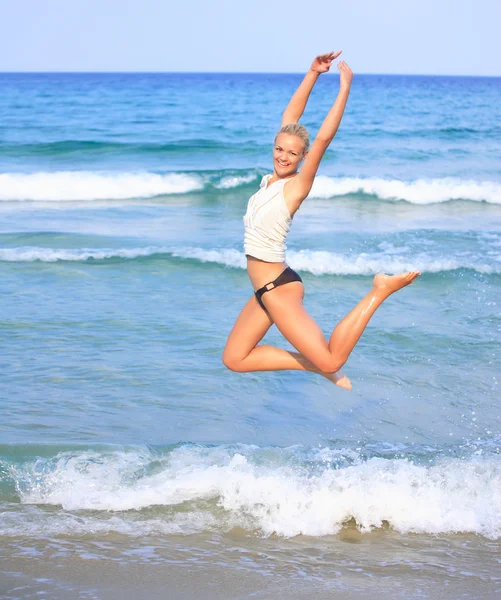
[327,272,421,367]
[262,272,421,374]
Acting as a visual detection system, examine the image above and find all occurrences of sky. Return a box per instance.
[1,0,500,76]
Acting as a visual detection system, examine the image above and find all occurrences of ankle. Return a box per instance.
[370,287,390,301]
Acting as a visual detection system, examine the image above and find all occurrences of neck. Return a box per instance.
[272,171,297,181]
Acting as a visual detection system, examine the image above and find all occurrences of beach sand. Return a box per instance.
[2,528,500,599]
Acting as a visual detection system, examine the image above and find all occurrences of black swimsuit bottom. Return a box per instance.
[255,266,303,312]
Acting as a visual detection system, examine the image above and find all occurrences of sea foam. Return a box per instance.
[2,246,498,275]
[0,246,168,263]
[0,171,500,203]
[0,171,203,201]
[310,176,501,204]
[6,445,501,539]
[215,174,257,189]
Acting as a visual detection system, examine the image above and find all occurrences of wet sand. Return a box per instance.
[2,528,500,600]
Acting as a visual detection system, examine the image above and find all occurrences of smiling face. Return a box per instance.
[273,133,306,178]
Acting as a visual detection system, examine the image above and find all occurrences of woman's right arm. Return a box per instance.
[281,51,341,126]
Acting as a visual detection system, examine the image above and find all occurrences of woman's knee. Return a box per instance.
[315,354,346,374]
[222,350,246,372]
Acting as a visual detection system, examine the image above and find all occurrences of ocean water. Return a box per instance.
[1,72,501,599]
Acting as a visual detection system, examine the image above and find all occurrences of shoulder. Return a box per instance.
[260,174,273,188]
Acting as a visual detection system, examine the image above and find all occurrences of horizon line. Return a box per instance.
[0,70,500,79]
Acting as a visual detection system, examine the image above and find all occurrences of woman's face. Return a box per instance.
[273,133,306,177]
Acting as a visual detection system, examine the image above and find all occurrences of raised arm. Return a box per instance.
[285,61,354,208]
[281,51,342,126]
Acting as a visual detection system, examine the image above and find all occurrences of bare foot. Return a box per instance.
[373,271,421,296]
[322,370,352,391]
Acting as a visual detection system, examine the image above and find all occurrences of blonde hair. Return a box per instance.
[275,123,310,154]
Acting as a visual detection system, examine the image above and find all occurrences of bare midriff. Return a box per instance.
[246,255,290,291]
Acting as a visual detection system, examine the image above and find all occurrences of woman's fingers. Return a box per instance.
[312,51,345,74]
[318,50,341,62]
[338,61,354,86]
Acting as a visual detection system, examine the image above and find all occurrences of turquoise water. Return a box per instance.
[1,73,501,598]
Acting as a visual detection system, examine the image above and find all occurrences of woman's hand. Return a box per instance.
[310,51,342,74]
[338,61,354,90]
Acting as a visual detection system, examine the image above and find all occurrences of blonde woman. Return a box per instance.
[223,52,420,390]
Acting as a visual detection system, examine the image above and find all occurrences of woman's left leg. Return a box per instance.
[222,294,351,389]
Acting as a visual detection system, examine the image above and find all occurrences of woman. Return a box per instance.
[223,52,420,390]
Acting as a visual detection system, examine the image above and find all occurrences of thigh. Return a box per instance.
[224,294,274,361]
[261,282,332,369]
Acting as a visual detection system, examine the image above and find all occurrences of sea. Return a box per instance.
[0,72,500,599]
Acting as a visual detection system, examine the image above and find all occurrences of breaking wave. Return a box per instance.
[0,171,499,204]
[2,245,499,275]
[3,444,501,539]
[0,171,204,201]
[310,176,501,204]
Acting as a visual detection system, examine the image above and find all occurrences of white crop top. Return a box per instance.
[243,175,292,263]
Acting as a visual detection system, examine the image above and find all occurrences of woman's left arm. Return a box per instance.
[281,51,341,126]
[285,61,354,207]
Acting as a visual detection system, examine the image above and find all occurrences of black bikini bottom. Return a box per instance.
[255,266,303,312]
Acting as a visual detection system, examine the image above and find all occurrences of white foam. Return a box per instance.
[0,505,215,538]
[0,171,203,201]
[0,246,167,262]
[7,446,501,539]
[1,245,499,275]
[170,247,499,275]
[215,174,257,189]
[288,250,465,275]
[310,176,501,204]
[169,247,246,268]
[2,172,499,204]
[0,246,247,266]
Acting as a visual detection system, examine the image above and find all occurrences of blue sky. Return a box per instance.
[1,0,500,75]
